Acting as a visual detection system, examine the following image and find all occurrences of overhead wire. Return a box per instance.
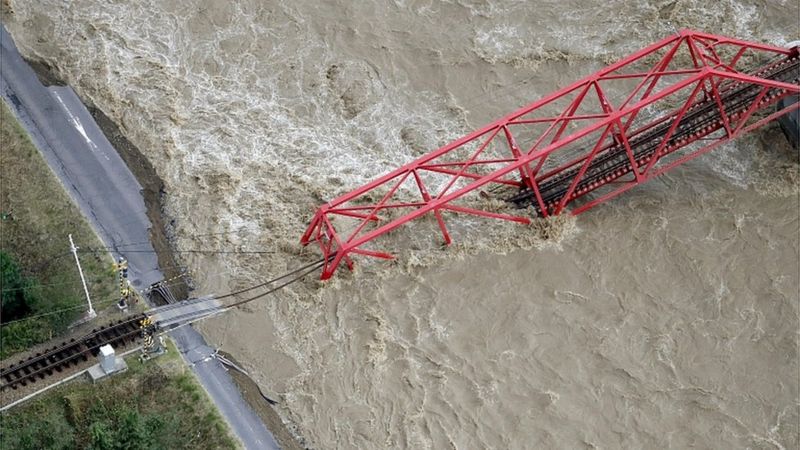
[2,256,321,328]
[0,33,563,336]
[2,37,553,331]
[102,229,259,250]
[222,260,326,309]
[0,295,127,327]
[20,230,259,287]
[3,265,190,297]
[1,259,241,327]
[1,278,85,294]
[80,247,275,255]
[215,257,328,300]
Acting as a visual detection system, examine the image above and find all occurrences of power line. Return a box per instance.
[0,295,125,327]
[0,255,326,329]
[80,247,275,255]
[1,278,84,294]
[21,229,259,271]
[0,263,235,326]
[29,251,74,273]
[2,236,321,328]
[106,229,258,250]
[223,261,325,309]
[0,262,191,296]
[215,257,327,300]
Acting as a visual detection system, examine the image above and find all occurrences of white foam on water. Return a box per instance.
[5,0,799,448]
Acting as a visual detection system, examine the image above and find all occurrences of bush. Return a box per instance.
[0,250,88,358]
[1,359,237,449]
[1,251,36,322]
[0,399,75,450]
[1,100,117,359]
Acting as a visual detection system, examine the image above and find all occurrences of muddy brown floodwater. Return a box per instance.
[4,0,798,448]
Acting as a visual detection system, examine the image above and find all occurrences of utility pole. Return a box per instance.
[69,234,96,319]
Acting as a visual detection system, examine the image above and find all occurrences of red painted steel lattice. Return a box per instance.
[302,30,800,279]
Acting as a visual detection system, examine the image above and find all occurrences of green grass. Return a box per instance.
[0,99,239,449]
[0,99,117,357]
[0,339,240,449]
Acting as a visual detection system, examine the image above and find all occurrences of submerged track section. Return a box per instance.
[506,54,800,212]
[301,30,800,279]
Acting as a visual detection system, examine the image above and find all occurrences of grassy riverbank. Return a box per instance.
[0,100,121,357]
[0,97,239,449]
[0,339,239,449]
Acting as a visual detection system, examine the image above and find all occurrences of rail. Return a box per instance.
[0,314,146,392]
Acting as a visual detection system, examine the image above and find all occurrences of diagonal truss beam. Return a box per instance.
[301,30,800,279]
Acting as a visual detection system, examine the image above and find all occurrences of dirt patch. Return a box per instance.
[21,57,64,87]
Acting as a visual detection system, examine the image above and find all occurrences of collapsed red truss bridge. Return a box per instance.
[302,30,800,279]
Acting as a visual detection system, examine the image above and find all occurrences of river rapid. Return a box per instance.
[3,0,799,448]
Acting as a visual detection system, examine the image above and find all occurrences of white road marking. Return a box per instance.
[51,90,110,161]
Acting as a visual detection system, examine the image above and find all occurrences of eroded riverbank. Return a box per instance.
[4,1,797,448]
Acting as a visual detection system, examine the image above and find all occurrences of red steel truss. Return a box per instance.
[302,30,800,279]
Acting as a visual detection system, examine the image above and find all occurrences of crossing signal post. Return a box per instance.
[114,258,130,311]
[139,316,164,360]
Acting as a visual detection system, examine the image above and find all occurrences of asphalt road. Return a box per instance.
[1,25,279,450]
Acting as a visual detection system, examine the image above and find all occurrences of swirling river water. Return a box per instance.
[3,1,798,448]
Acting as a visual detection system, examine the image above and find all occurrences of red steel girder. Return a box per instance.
[301,30,800,279]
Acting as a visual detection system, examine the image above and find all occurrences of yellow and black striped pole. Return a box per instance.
[114,258,129,310]
[140,316,156,354]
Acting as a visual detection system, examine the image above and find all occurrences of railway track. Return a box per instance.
[0,314,146,393]
[0,261,320,397]
[506,54,800,213]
